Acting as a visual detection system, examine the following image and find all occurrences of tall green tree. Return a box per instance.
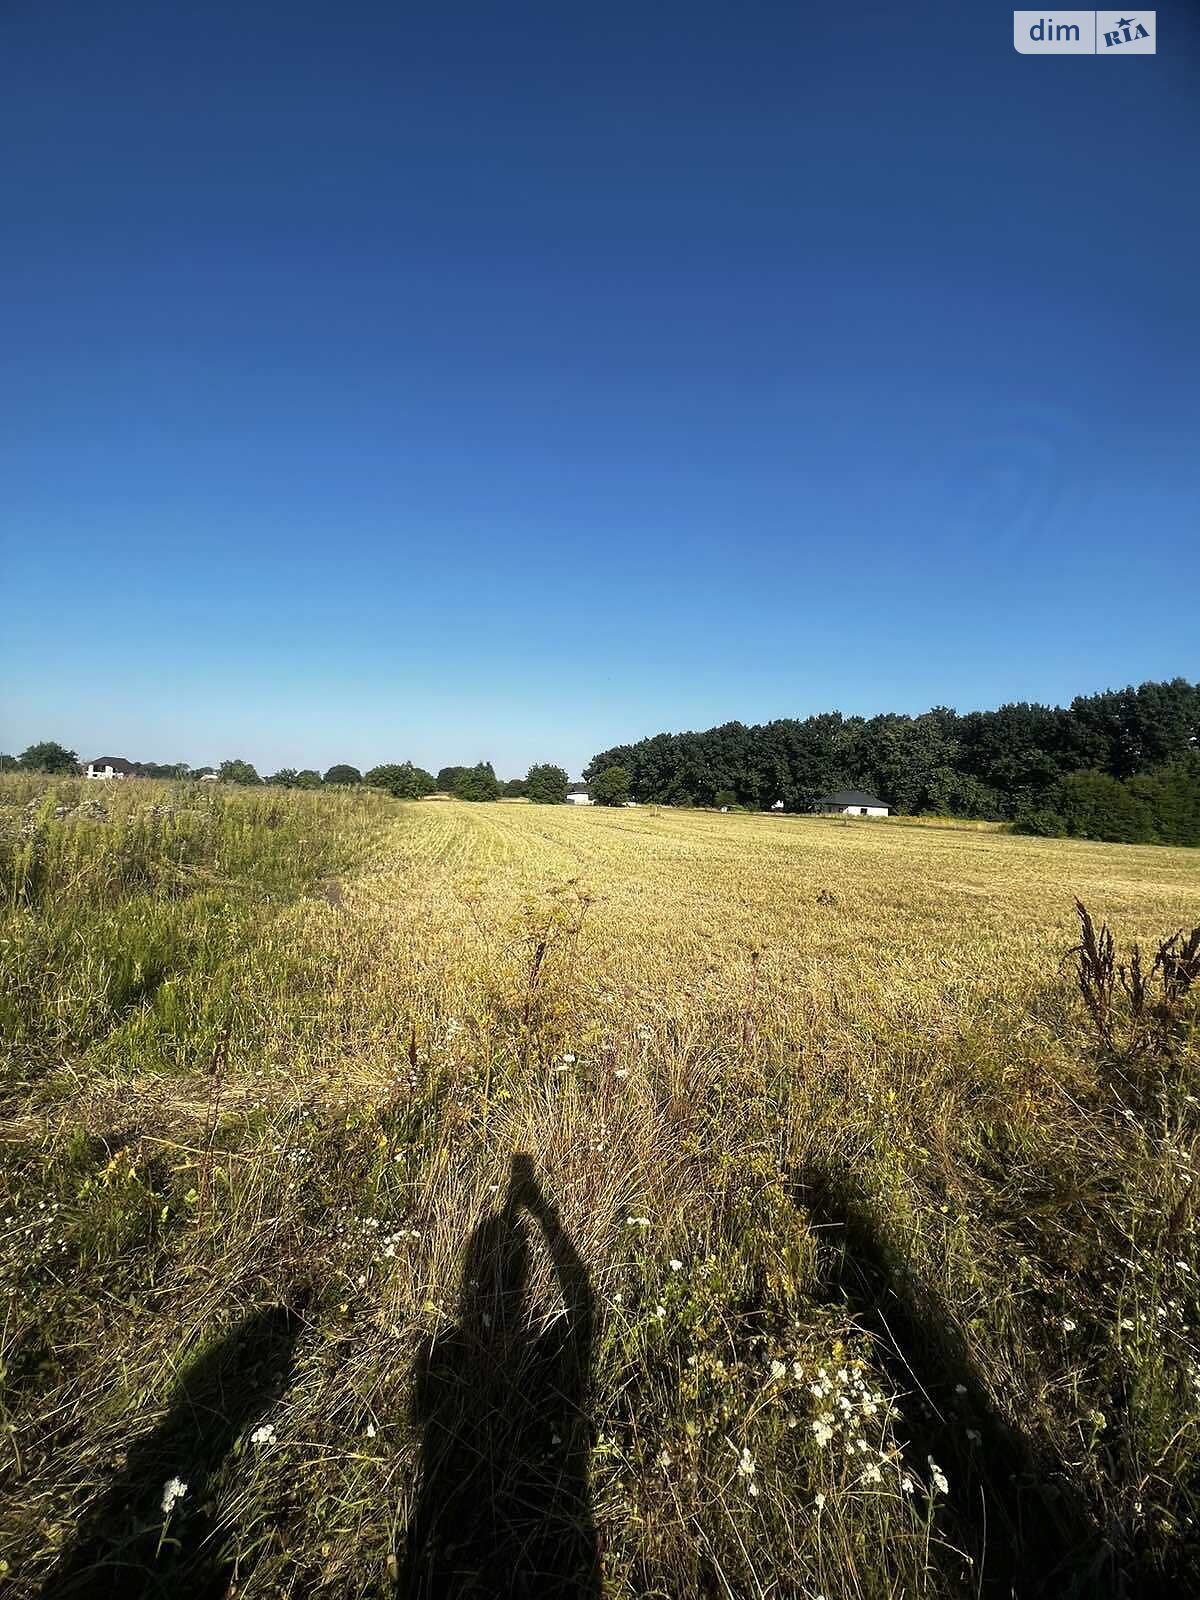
[501,777,529,798]
[295,769,323,789]
[365,762,436,798]
[266,768,300,787]
[436,766,467,793]
[19,741,79,774]
[454,762,500,802]
[526,763,569,805]
[591,766,631,806]
[324,764,362,785]
[218,759,261,785]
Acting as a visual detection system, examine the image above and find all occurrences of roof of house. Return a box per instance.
[88,756,137,773]
[567,782,590,794]
[812,790,888,808]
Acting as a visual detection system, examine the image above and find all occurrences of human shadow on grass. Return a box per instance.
[399,1153,600,1600]
[795,1170,1118,1600]
[44,1293,308,1600]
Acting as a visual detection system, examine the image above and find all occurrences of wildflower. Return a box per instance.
[613,1067,629,1078]
[250,1423,276,1447]
[928,1457,949,1495]
[1062,1317,1077,1332]
[861,1462,882,1484]
[770,1359,787,1380]
[561,1053,576,1064]
[657,1448,671,1469]
[736,1445,756,1480]
[687,1354,698,1367]
[814,1491,826,1510]
[954,1383,967,1396]
[366,1422,377,1439]
[901,1473,916,1494]
[670,1259,683,1271]
[161,1477,188,1515]
[655,1305,666,1319]
[812,1417,834,1447]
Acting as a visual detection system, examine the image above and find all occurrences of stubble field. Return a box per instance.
[1,778,1198,1598]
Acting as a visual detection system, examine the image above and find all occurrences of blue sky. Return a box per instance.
[3,3,1198,779]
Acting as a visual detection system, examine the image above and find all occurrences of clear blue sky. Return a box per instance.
[3,3,1198,779]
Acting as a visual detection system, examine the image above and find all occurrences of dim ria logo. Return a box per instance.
[1013,11,1156,53]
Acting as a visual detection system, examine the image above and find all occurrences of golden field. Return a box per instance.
[1,779,1197,1598]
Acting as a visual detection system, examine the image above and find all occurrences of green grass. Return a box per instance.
[0,777,1197,1598]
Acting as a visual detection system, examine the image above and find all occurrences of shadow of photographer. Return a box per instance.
[400,1153,600,1599]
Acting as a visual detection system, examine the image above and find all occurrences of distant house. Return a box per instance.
[85,756,137,781]
[565,783,593,806]
[811,789,890,817]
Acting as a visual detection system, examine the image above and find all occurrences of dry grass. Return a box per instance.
[1,780,1197,1598]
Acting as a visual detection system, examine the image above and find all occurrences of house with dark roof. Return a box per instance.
[85,757,138,780]
[565,782,592,806]
[811,789,889,817]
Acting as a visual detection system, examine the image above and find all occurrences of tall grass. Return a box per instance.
[0,780,1196,1598]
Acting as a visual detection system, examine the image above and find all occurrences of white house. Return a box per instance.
[565,783,592,805]
[85,756,137,781]
[811,789,890,817]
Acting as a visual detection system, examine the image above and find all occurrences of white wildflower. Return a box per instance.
[814,1491,826,1510]
[770,1359,787,1380]
[1062,1317,1076,1332]
[161,1477,188,1515]
[670,1259,683,1271]
[928,1457,949,1495]
[250,1423,276,1447]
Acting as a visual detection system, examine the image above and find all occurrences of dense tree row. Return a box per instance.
[584,679,1200,838]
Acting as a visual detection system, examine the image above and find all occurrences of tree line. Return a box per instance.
[584,677,1200,844]
[1,747,578,806]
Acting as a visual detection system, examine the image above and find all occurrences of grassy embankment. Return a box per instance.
[1,778,1197,1597]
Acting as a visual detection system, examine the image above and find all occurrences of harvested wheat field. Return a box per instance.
[2,777,1198,1599]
